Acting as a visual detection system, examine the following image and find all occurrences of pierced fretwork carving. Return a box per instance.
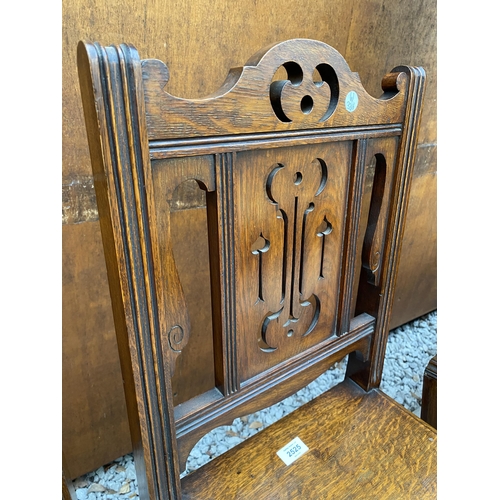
[142,39,409,140]
[251,233,271,303]
[317,216,333,279]
[152,155,216,368]
[361,153,387,287]
[270,62,339,123]
[235,143,352,380]
[254,158,333,352]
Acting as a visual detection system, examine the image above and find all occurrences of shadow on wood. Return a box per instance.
[421,354,437,429]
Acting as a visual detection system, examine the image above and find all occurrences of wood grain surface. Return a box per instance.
[233,142,353,381]
[77,30,427,498]
[64,0,436,478]
[182,378,437,499]
[389,145,436,329]
[62,221,132,476]
[142,39,407,140]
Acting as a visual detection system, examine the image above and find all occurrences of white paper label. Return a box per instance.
[345,90,359,112]
[276,436,309,466]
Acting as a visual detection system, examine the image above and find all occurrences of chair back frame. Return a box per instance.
[77,38,425,499]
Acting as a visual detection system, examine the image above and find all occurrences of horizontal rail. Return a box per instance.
[149,125,402,159]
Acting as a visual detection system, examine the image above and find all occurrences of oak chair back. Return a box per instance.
[77,38,426,499]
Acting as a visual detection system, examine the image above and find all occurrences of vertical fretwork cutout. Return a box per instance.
[289,196,299,321]
[257,155,331,351]
[316,216,333,279]
[279,208,288,303]
[266,163,288,305]
[169,178,215,406]
[251,233,271,303]
[299,202,315,294]
[361,154,387,286]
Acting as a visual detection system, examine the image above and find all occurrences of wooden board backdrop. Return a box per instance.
[62,0,437,479]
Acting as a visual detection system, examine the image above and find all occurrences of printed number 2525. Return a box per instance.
[287,444,301,457]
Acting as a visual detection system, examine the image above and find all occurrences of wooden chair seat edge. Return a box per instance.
[181,378,437,499]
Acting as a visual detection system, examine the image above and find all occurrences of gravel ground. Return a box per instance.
[73,310,437,500]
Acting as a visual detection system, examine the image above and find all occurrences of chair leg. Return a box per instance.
[420,355,437,429]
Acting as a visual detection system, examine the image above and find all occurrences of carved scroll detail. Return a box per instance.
[270,62,339,123]
[168,325,186,352]
[254,158,331,352]
[142,39,409,140]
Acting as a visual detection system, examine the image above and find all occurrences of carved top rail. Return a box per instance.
[99,38,409,141]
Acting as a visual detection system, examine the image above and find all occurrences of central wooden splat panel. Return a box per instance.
[235,144,350,378]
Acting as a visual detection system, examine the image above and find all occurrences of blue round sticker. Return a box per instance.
[345,91,358,112]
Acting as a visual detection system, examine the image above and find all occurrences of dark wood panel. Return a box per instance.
[421,355,437,429]
[233,143,354,381]
[62,221,131,477]
[389,145,437,329]
[345,0,437,145]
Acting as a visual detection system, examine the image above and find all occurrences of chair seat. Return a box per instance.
[181,378,437,499]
